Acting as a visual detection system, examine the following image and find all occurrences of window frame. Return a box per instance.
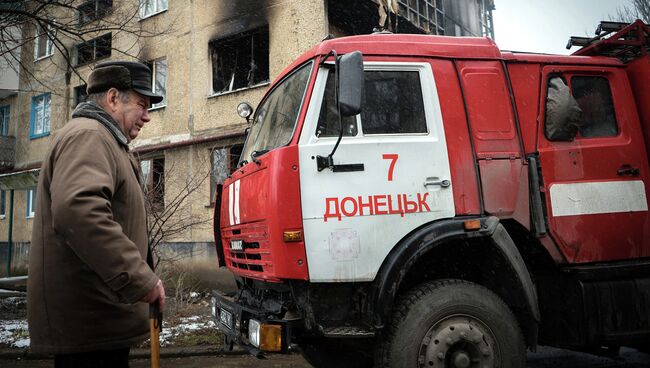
[140,0,168,19]
[0,190,5,219]
[210,145,243,205]
[74,84,88,107]
[397,0,445,34]
[26,188,36,218]
[78,0,113,25]
[75,33,112,66]
[34,22,54,61]
[140,156,165,210]
[570,75,619,139]
[315,62,431,138]
[30,93,51,139]
[0,105,9,136]
[543,72,620,142]
[209,26,270,96]
[148,58,167,110]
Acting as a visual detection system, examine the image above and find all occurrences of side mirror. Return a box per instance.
[338,51,364,117]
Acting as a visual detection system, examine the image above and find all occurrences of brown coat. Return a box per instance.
[27,116,158,354]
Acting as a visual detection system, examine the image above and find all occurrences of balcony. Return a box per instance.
[0,135,16,170]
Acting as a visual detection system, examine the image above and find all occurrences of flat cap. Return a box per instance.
[87,61,163,104]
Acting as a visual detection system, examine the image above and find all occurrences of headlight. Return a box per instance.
[248,319,261,348]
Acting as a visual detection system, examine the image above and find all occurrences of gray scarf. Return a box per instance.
[72,101,129,149]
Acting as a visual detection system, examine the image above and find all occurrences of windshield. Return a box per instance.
[240,61,313,164]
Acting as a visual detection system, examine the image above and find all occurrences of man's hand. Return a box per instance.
[140,279,165,310]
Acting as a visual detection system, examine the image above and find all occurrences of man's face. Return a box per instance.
[114,91,151,141]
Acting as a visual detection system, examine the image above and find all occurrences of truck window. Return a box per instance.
[544,77,583,141]
[571,76,618,138]
[316,70,358,137]
[240,61,313,163]
[316,70,427,137]
[362,70,427,135]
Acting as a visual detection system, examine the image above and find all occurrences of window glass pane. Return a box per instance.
[157,0,168,12]
[142,0,154,16]
[361,71,427,134]
[0,191,5,216]
[316,70,357,137]
[0,107,9,136]
[212,149,228,186]
[153,59,167,107]
[571,76,618,138]
[240,62,312,163]
[140,160,151,192]
[44,94,51,133]
[95,34,111,59]
[34,97,43,135]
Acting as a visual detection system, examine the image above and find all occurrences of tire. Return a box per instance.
[301,337,374,368]
[376,279,525,368]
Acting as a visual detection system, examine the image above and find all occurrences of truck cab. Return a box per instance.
[213,20,650,367]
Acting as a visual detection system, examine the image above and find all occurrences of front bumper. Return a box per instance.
[211,289,296,354]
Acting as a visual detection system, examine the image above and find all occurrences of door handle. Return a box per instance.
[424,177,451,188]
[617,165,640,177]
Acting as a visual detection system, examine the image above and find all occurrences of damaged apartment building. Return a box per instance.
[0,0,495,275]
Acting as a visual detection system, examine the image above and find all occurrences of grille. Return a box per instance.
[222,223,270,277]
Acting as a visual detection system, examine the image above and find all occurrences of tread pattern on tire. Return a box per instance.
[377,279,525,368]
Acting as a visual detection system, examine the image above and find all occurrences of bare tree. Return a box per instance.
[0,0,172,94]
[613,0,650,23]
[142,156,214,270]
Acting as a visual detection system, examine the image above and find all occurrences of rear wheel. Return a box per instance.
[376,279,525,368]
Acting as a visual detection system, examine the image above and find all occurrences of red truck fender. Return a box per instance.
[370,216,540,346]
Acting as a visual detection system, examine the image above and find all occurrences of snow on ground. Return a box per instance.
[0,319,30,348]
[1,295,216,349]
[159,315,216,346]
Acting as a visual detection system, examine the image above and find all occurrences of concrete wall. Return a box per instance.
[1,0,329,247]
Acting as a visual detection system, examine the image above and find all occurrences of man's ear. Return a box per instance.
[105,88,120,112]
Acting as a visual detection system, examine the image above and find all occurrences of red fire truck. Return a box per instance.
[212,20,650,367]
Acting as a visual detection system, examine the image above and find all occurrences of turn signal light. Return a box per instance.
[463,219,482,231]
[249,319,282,352]
[283,230,303,242]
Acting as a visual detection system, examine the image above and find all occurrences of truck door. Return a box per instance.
[537,66,650,262]
[298,62,455,282]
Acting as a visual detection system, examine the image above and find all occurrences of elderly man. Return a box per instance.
[28,61,165,368]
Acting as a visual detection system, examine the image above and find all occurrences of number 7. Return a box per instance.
[382,154,398,181]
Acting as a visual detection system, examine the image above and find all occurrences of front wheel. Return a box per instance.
[376,279,525,368]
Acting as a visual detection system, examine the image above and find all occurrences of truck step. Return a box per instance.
[322,326,375,338]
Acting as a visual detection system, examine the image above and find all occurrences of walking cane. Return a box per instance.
[150,303,162,368]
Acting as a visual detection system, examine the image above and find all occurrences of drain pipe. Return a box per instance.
[5,189,14,277]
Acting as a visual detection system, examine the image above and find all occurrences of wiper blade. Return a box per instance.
[250,150,269,165]
[251,150,269,158]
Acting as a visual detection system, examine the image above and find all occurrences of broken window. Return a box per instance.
[74,84,88,107]
[78,0,112,25]
[210,145,242,204]
[398,0,445,34]
[76,33,111,65]
[210,27,269,94]
[140,157,165,210]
